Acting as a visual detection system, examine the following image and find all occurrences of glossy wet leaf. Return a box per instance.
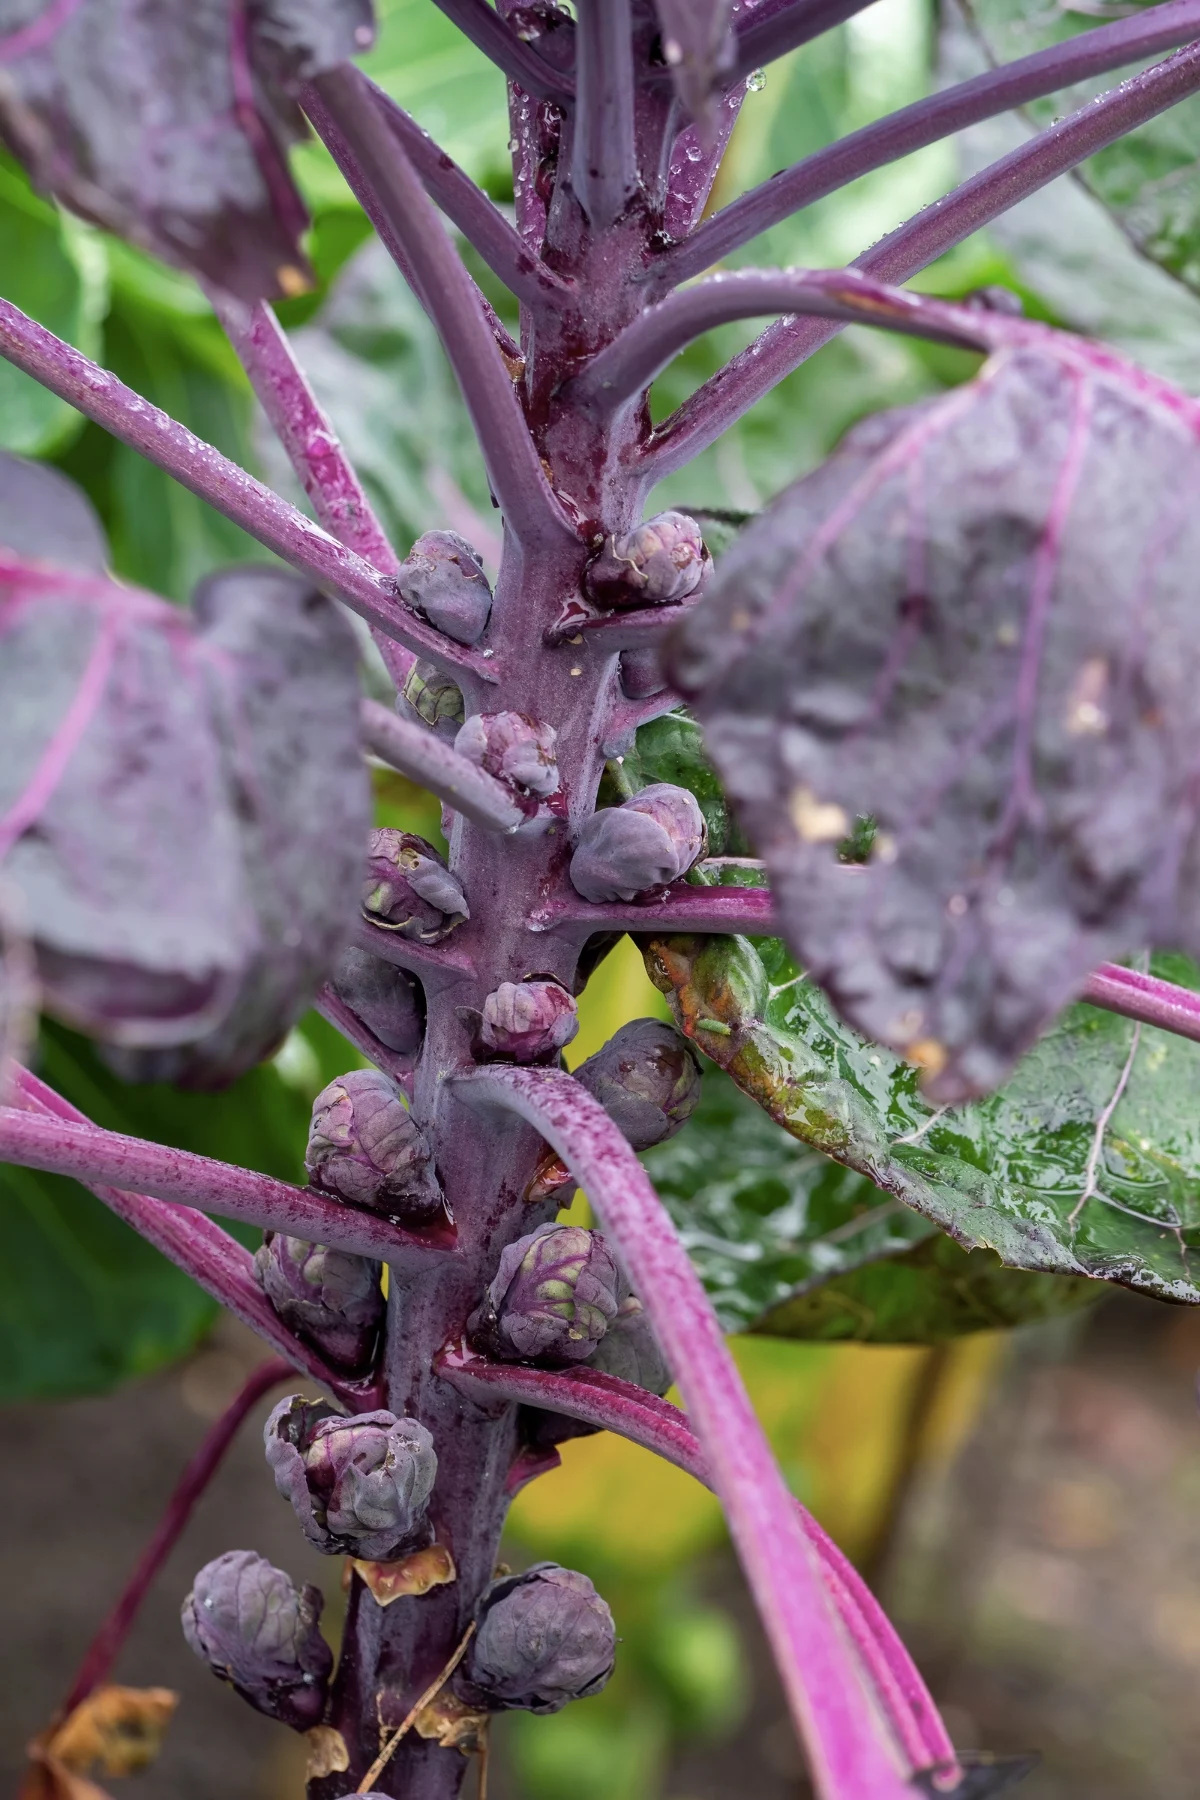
[642,1068,1092,1338]
[0,495,368,1082]
[961,0,1200,296]
[0,0,374,300]
[669,333,1200,1101]
[646,930,1200,1306]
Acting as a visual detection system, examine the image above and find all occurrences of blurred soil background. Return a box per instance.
[7,1289,1200,1800]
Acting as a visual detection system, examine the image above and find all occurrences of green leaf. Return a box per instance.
[645,933,1200,1308]
[960,0,1200,300]
[0,152,108,456]
[0,1012,359,1401]
[644,1068,1093,1340]
[601,712,746,857]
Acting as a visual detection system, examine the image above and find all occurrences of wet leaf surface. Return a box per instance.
[645,928,1200,1309]
[0,0,374,299]
[669,334,1200,1100]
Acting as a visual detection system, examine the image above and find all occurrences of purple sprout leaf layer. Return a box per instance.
[0,0,375,299]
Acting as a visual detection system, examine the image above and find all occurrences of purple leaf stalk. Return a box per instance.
[7,3,1200,1796]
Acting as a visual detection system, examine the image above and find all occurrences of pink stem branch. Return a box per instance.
[361,697,525,834]
[436,1346,956,1779]
[0,1103,455,1264]
[304,65,578,559]
[670,0,1200,284]
[353,914,478,985]
[729,0,883,85]
[428,0,574,101]
[571,269,989,416]
[573,0,638,230]
[0,298,493,683]
[557,593,704,652]
[452,1064,915,1800]
[59,1357,295,1719]
[1081,963,1200,1045]
[532,882,778,937]
[208,292,414,692]
[644,40,1200,480]
[314,985,416,1094]
[366,80,573,305]
[11,1068,366,1404]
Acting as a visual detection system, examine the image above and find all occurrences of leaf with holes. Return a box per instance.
[0,0,375,299]
[0,458,369,1083]
[669,331,1200,1101]
[645,929,1200,1306]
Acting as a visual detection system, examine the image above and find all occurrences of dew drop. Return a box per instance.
[746,67,767,92]
[508,135,520,153]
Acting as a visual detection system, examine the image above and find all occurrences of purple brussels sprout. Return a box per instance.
[252,1233,384,1371]
[573,1018,701,1149]
[305,1069,443,1224]
[331,946,424,1056]
[181,1549,332,1730]
[397,658,465,741]
[584,510,707,610]
[588,1296,672,1395]
[479,979,577,1062]
[397,530,492,645]
[362,828,468,943]
[569,784,707,903]
[469,1223,623,1364]
[461,1564,616,1713]
[454,712,559,799]
[264,1395,437,1560]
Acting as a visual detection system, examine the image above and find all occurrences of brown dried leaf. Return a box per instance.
[413,1690,488,1753]
[45,1687,178,1779]
[304,1726,350,1781]
[352,1543,457,1606]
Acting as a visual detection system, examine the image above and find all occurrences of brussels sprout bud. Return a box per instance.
[479,979,578,1062]
[305,1069,442,1223]
[264,1395,437,1560]
[362,828,468,943]
[331,947,424,1056]
[461,1564,616,1713]
[569,785,707,903]
[252,1233,384,1372]
[588,1295,672,1395]
[584,511,707,610]
[181,1549,332,1729]
[573,1018,702,1149]
[397,531,493,646]
[454,712,559,799]
[469,1223,622,1364]
[398,659,465,741]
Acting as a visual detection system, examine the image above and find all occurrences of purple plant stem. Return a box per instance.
[366,80,573,305]
[573,0,639,229]
[563,594,705,653]
[533,882,779,937]
[361,697,525,834]
[572,268,991,414]
[436,1347,955,1776]
[428,0,574,100]
[0,1104,455,1264]
[59,1357,295,1720]
[210,292,415,692]
[452,1064,915,1800]
[0,297,493,682]
[670,0,1200,282]
[601,686,683,756]
[304,66,578,561]
[729,0,884,82]
[644,39,1200,480]
[1081,964,1200,1045]
[353,915,479,986]
[315,985,417,1094]
[11,1067,365,1405]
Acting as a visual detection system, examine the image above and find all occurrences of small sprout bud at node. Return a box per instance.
[398,659,465,741]
[397,530,493,645]
[480,979,578,1062]
[331,947,424,1055]
[469,1222,623,1364]
[455,711,559,798]
[569,784,707,902]
[588,1295,672,1394]
[181,1549,332,1729]
[584,511,707,610]
[618,646,669,700]
[574,1018,701,1149]
[253,1233,384,1371]
[306,1069,442,1223]
[461,1563,616,1713]
[264,1395,437,1560]
[362,828,468,943]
